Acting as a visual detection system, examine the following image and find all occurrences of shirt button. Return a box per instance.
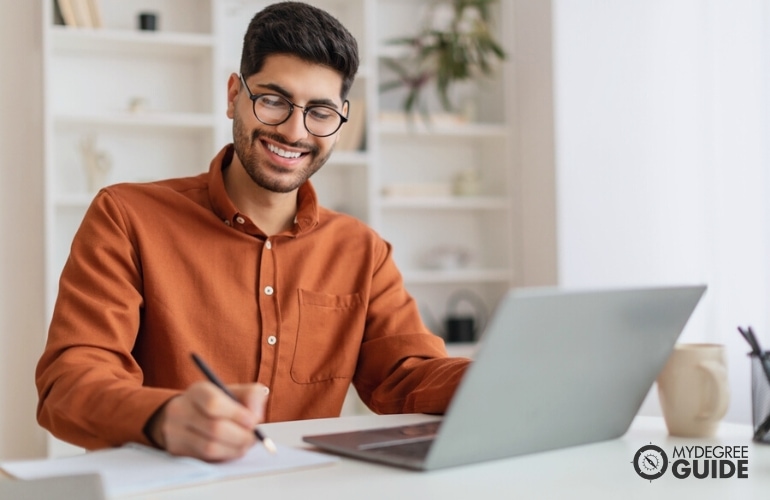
[267,335,277,345]
[264,286,274,295]
[224,220,231,226]
[265,240,272,250]
[236,216,246,225]
[263,386,270,395]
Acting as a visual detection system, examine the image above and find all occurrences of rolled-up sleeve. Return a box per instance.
[353,239,470,414]
[36,190,179,449]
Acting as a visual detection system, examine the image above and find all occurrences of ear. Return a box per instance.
[341,99,350,119]
[332,100,350,145]
[226,73,241,119]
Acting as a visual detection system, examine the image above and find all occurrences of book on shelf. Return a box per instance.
[56,0,102,28]
[70,0,93,27]
[55,0,77,27]
[86,0,104,28]
[337,98,366,152]
[52,0,65,25]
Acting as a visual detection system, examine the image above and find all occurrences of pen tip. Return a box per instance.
[263,438,278,454]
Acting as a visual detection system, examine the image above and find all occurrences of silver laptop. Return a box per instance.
[303,285,706,470]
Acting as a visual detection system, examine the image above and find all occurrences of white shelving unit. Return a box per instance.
[371,0,514,335]
[41,0,514,453]
[43,0,221,317]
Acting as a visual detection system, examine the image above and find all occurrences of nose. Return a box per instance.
[274,108,309,143]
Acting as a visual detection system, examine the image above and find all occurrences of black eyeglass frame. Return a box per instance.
[239,74,349,138]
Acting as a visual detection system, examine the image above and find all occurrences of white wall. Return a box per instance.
[553,0,769,424]
[0,1,48,458]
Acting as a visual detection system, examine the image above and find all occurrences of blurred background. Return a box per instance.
[1,0,768,459]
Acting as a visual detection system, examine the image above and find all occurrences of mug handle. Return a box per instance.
[696,360,729,420]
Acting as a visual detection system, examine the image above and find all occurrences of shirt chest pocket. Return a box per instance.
[290,289,365,384]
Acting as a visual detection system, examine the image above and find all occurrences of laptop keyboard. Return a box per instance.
[356,421,441,450]
[396,421,441,436]
[366,439,434,459]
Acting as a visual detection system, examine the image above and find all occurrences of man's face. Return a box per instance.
[228,54,346,194]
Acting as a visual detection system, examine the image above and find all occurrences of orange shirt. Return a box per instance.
[36,145,470,450]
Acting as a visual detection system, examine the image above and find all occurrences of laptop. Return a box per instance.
[303,285,706,470]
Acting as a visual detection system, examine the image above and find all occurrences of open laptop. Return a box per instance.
[303,285,706,470]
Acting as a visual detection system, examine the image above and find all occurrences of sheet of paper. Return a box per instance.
[216,442,339,478]
[0,443,338,497]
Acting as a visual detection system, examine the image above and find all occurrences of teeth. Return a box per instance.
[267,143,302,159]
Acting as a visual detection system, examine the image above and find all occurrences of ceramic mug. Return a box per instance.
[657,343,730,438]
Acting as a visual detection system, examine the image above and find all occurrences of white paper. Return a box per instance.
[0,443,337,497]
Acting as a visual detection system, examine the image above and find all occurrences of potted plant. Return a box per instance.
[379,0,506,122]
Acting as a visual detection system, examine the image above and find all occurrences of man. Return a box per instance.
[36,1,470,462]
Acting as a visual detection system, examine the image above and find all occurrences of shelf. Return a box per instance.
[379,196,509,210]
[49,26,215,57]
[402,268,511,284]
[54,112,218,130]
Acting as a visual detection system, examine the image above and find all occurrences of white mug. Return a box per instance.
[657,343,730,438]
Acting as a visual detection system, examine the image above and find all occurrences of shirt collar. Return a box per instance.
[207,144,320,237]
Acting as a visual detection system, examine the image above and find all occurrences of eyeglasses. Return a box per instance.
[239,74,349,138]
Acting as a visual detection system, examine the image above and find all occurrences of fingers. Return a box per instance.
[158,381,268,462]
[229,383,270,420]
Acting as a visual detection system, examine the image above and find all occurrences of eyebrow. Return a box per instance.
[253,82,341,109]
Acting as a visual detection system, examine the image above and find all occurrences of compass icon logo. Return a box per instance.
[633,443,668,481]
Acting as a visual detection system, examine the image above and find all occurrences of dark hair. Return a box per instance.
[240,1,359,99]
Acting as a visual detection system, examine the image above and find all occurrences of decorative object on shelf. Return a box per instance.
[127,97,149,114]
[451,168,481,196]
[139,12,158,31]
[379,0,506,121]
[420,245,472,270]
[80,135,112,193]
[444,288,487,343]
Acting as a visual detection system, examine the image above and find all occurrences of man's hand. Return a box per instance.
[147,381,269,461]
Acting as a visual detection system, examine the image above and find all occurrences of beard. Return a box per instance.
[231,112,333,193]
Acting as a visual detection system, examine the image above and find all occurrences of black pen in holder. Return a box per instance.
[750,352,770,443]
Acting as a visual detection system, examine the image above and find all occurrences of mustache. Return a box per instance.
[251,129,319,155]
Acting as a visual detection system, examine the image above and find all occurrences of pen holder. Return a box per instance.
[750,353,770,443]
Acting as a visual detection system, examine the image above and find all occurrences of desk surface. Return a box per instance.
[112,414,766,500]
[2,415,766,499]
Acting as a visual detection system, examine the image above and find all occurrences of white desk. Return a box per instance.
[117,414,767,499]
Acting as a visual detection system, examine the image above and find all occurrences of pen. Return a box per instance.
[191,353,277,454]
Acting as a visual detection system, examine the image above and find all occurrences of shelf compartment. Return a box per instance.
[49,40,214,116]
[382,210,512,275]
[378,133,511,198]
[52,125,215,198]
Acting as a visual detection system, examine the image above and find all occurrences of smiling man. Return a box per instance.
[35,1,470,462]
